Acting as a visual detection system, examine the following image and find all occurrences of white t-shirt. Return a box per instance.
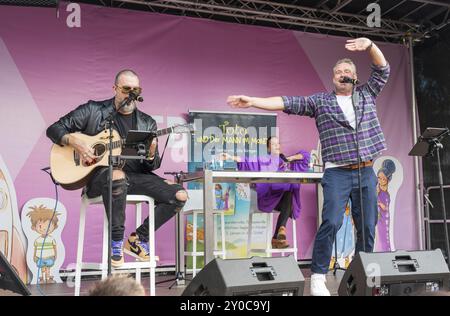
[325,95,356,169]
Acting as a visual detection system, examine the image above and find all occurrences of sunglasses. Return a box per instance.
[116,85,142,95]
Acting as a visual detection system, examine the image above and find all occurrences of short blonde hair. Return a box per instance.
[88,275,145,296]
[333,58,357,75]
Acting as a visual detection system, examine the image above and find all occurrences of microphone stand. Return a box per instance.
[104,95,136,276]
[351,82,367,254]
[410,128,450,268]
[434,138,450,269]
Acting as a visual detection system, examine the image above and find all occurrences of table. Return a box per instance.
[173,170,323,279]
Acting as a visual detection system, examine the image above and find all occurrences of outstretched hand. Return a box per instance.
[345,38,372,51]
[227,95,253,108]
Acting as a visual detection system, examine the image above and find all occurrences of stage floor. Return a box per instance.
[24,269,345,296]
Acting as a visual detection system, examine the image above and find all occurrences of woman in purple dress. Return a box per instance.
[222,136,310,248]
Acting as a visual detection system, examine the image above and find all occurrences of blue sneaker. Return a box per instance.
[111,240,124,267]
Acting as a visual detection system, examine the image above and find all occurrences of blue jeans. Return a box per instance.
[311,166,378,274]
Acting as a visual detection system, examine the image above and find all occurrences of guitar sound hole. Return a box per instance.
[81,143,106,167]
[92,143,106,157]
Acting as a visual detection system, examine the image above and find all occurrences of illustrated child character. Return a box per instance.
[215,184,225,210]
[329,202,355,269]
[27,205,60,283]
[376,159,396,251]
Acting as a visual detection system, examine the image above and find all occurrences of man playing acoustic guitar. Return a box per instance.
[47,69,188,267]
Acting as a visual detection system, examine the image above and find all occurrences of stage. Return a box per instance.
[23,268,343,296]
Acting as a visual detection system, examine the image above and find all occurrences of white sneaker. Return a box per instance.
[310,273,331,296]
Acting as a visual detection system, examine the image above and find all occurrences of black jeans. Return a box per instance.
[86,168,186,242]
[273,191,293,238]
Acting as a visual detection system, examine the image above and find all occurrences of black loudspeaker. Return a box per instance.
[182,256,304,296]
[338,249,450,296]
[0,251,31,296]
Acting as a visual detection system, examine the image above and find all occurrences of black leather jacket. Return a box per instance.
[46,98,161,172]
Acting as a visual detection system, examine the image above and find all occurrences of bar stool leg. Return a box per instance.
[247,211,253,257]
[265,213,273,257]
[135,202,142,283]
[75,200,88,296]
[293,218,298,261]
[192,212,198,277]
[148,198,156,296]
[101,212,109,280]
[220,212,226,259]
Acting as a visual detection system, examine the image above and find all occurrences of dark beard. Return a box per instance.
[120,102,136,113]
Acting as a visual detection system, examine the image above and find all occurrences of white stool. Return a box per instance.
[183,190,226,277]
[247,189,298,260]
[74,194,157,296]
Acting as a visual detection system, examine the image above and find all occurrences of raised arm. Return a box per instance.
[345,37,387,67]
[345,37,390,97]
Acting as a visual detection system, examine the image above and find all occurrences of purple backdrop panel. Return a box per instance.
[0,4,416,267]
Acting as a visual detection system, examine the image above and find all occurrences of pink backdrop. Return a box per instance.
[0,4,417,267]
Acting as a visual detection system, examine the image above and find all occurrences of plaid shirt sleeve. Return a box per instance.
[281,94,319,118]
[361,63,390,98]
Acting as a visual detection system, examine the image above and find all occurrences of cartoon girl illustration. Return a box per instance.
[223,186,231,210]
[376,159,396,252]
[329,201,355,270]
[27,205,61,283]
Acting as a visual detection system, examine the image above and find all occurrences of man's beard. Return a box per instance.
[120,101,136,114]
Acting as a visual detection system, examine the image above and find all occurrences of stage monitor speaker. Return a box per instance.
[0,251,31,296]
[182,256,304,296]
[338,249,450,296]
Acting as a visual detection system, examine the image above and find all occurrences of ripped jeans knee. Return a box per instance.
[111,178,127,197]
[172,190,187,212]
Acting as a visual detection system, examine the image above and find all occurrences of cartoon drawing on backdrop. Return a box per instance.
[0,155,28,283]
[236,183,249,200]
[213,183,236,215]
[22,198,66,284]
[0,175,11,258]
[215,184,225,210]
[224,186,231,210]
[186,221,204,243]
[329,201,355,269]
[373,157,403,252]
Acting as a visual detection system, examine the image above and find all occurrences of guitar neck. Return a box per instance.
[105,140,123,150]
[155,126,174,137]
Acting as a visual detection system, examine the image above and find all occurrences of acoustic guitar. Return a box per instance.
[50,124,193,190]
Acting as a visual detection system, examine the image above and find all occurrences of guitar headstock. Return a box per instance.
[172,124,195,134]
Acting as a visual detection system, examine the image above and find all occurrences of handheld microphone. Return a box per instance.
[117,92,142,113]
[280,153,289,162]
[339,76,359,85]
[129,91,144,102]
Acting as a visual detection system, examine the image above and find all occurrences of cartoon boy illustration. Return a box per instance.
[376,159,396,251]
[27,205,60,283]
